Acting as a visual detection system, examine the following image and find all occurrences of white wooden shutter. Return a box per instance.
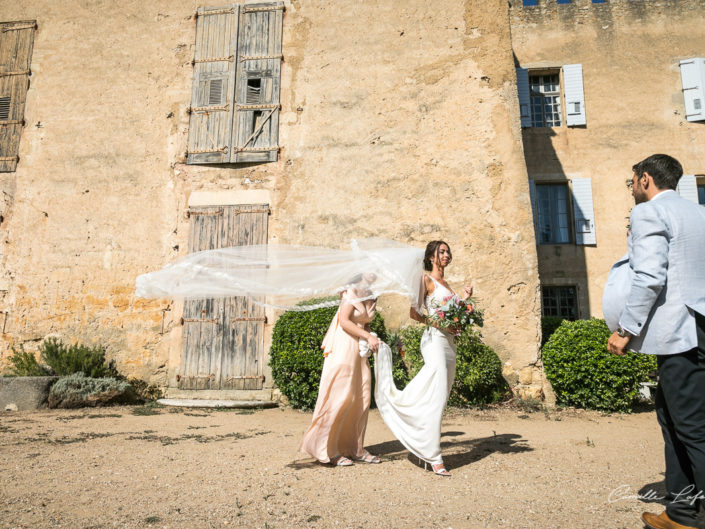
[516,68,531,128]
[231,2,284,163]
[563,64,586,127]
[679,58,705,122]
[187,5,240,165]
[677,174,699,203]
[571,178,596,245]
[528,179,539,242]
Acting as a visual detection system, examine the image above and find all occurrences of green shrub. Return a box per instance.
[128,378,164,401]
[39,337,119,378]
[396,325,508,407]
[48,372,138,409]
[269,297,388,410]
[542,318,657,412]
[541,316,566,346]
[5,345,52,376]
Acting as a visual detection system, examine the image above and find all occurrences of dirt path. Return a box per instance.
[0,404,697,529]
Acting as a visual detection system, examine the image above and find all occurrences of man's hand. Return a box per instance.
[607,331,631,356]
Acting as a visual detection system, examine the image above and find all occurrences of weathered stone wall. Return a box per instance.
[510,0,705,319]
[0,1,541,396]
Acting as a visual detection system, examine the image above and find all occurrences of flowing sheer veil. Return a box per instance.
[135,238,425,310]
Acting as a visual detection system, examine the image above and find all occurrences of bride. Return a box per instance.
[373,240,472,476]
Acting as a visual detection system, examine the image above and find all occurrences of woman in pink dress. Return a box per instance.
[300,274,383,466]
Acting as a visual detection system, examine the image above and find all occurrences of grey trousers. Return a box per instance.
[656,311,705,527]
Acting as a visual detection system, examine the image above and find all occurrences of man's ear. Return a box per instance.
[641,171,653,188]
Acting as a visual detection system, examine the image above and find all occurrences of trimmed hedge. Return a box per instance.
[542,318,657,412]
[269,298,388,410]
[541,316,566,346]
[396,326,508,407]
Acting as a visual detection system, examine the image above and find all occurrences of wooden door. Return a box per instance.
[178,204,269,390]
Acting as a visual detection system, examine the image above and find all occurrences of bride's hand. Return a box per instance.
[461,285,473,300]
[367,334,380,353]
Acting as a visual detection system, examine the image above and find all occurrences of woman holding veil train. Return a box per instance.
[373,240,473,476]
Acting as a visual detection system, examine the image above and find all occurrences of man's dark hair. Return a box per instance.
[632,154,683,190]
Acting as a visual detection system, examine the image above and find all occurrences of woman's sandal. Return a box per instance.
[354,450,382,464]
[431,463,450,476]
[329,455,353,466]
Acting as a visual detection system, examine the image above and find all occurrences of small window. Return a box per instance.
[542,286,578,320]
[698,183,705,206]
[246,78,262,104]
[530,73,562,127]
[0,96,10,121]
[536,183,571,244]
[523,0,538,5]
[592,0,606,3]
[557,0,571,4]
[208,79,224,106]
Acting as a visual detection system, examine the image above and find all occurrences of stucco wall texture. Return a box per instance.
[510,0,705,320]
[0,1,542,396]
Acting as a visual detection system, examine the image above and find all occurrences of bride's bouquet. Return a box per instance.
[428,295,480,336]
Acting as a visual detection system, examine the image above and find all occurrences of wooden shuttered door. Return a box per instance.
[0,21,36,173]
[187,3,283,165]
[179,205,269,390]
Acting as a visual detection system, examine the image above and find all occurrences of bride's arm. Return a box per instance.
[409,275,433,324]
[339,302,380,352]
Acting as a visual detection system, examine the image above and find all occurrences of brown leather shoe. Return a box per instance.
[642,511,698,529]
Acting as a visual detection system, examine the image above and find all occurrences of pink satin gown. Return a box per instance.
[299,296,375,463]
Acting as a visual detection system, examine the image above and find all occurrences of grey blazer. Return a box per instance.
[619,190,705,355]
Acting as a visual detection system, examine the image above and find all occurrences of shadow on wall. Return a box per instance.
[520,113,590,321]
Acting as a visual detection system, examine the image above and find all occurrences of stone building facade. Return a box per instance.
[510,0,705,322]
[0,1,545,400]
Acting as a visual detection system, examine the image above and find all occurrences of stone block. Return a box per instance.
[0,376,58,411]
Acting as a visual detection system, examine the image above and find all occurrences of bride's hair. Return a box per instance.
[423,240,452,271]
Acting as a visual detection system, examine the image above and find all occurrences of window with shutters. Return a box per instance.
[542,286,578,320]
[529,178,597,246]
[698,182,705,206]
[0,20,36,173]
[517,64,586,128]
[679,58,705,122]
[187,3,283,165]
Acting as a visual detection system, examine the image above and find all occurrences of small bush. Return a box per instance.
[128,378,164,401]
[269,297,388,410]
[6,345,52,376]
[396,325,508,407]
[40,337,119,378]
[542,316,566,346]
[542,318,657,412]
[48,372,139,409]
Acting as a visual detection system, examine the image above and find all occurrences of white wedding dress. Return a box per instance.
[373,275,457,465]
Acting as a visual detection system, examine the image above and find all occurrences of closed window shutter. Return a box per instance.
[0,21,36,173]
[562,64,586,127]
[186,5,240,165]
[677,174,699,203]
[516,68,532,128]
[571,178,596,245]
[231,2,284,163]
[679,58,705,122]
[528,179,539,241]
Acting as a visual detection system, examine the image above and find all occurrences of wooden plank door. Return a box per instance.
[178,205,269,390]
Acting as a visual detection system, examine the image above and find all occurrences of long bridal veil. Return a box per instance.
[135,238,425,310]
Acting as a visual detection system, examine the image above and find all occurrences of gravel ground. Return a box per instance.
[1,403,701,529]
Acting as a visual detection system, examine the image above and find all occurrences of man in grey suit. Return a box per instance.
[607,154,705,529]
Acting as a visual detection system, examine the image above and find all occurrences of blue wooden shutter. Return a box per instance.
[528,179,539,241]
[571,178,596,245]
[679,58,705,122]
[516,68,531,128]
[563,64,586,126]
[677,174,699,203]
[187,5,240,165]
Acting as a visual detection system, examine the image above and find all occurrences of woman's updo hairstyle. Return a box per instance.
[423,240,451,271]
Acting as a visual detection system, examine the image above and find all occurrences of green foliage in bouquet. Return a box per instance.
[269,297,388,410]
[542,318,657,412]
[395,325,507,407]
